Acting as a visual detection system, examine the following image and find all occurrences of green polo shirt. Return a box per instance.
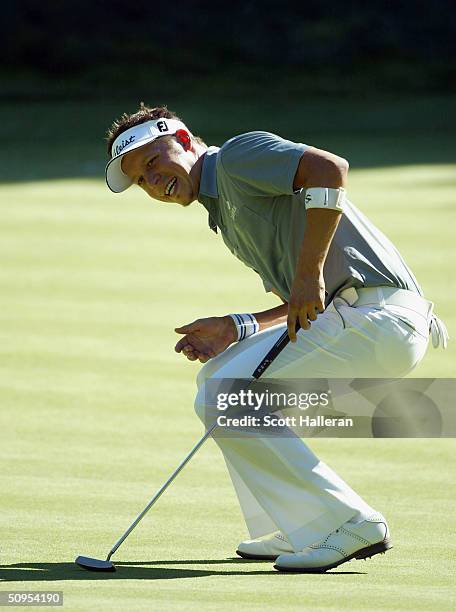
[198,131,422,303]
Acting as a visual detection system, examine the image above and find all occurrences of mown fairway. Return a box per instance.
[1,98,455,610]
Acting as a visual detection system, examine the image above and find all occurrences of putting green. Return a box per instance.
[0,164,455,610]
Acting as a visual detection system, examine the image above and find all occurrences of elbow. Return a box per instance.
[332,156,349,187]
[339,156,349,173]
[296,148,350,190]
[318,153,349,184]
[336,156,349,180]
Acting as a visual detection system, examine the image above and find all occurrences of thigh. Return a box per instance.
[198,299,429,387]
[268,299,429,378]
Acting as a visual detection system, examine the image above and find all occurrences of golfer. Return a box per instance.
[105,104,448,572]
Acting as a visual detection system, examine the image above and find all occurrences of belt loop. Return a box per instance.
[341,287,358,306]
[376,287,386,308]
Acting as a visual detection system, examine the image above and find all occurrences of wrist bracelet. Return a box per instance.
[229,313,260,341]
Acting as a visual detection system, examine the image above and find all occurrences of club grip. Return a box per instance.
[251,322,300,379]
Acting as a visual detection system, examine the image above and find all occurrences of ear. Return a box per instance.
[175,129,192,151]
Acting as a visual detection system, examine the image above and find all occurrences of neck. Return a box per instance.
[189,144,208,202]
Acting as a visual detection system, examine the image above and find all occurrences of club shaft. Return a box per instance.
[106,324,298,561]
[107,422,217,561]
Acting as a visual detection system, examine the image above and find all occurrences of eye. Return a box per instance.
[147,155,158,168]
[137,175,144,187]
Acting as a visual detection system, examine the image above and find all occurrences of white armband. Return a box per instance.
[229,313,260,341]
[304,187,346,212]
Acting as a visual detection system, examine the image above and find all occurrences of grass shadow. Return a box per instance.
[0,560,366,582]
[1,96,455,184]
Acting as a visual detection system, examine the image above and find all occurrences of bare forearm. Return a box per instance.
[253,303,288,331]
[226,210,342,340]
[293,147,347,281]
[295,208,342,279]
[288,187,343,338]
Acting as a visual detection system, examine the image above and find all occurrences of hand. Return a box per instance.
[287,274,325,342]
[175,316,238,363]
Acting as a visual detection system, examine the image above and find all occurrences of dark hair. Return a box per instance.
[106,102,205,155]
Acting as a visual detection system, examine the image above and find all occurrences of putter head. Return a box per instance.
[75,555,116,572]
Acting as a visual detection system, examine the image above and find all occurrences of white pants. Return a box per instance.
[195,291,431,551]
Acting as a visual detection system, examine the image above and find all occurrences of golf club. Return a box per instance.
[75,324,298,572]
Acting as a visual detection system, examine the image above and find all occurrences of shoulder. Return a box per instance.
[219,131,307,172]
[220,131,289,156]
[214,132,308,196]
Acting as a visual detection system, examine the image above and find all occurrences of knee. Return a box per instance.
[196,360,212,390]
[194,381,219,426]
[195,363,210,422]
[194,393,206,422]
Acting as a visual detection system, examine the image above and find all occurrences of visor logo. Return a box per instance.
[115,135,135,156]
[157,120,168,133]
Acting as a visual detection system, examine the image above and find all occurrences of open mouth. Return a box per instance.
[165,176,177,197]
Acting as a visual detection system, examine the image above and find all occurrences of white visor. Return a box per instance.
[105,118,191,193]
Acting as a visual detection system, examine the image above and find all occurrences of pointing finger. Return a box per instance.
[175,320,199,334]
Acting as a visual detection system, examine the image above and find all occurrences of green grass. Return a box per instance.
[1,95,455,183]
[1,122,455,609]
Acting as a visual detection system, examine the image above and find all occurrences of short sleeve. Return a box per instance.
[219,131,308,196]
[262,277,273,293]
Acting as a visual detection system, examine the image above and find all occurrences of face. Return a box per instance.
[121,134,201,206]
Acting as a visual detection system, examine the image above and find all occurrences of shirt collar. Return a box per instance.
[198,146,220,233]
[198,146,219,199]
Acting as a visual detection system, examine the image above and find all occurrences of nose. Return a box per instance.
[144,175,162,197]
[145,168,161,188]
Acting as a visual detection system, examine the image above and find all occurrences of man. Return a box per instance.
[105,103,448,572]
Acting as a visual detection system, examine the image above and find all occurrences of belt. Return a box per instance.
[337,286,449,349]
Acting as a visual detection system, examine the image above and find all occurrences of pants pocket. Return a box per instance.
[383,305,430,340]
[375,314,429,377]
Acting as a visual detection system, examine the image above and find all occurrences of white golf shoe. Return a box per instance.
[236,531,294,560]
[274,514,392,572]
